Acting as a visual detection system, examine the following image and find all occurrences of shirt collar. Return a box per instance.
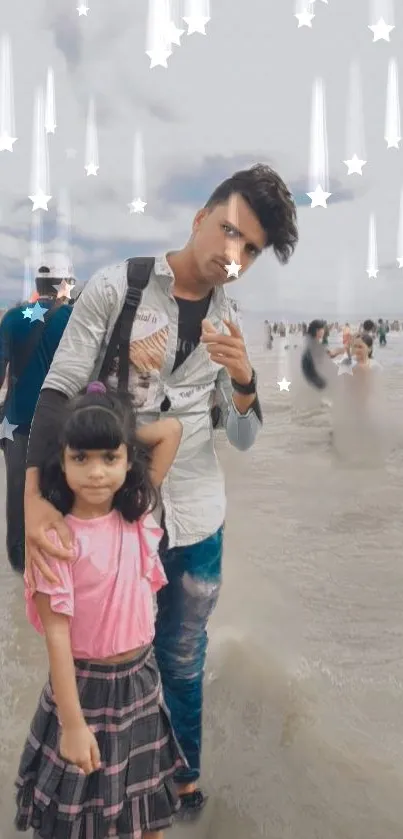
[154,253,226,307]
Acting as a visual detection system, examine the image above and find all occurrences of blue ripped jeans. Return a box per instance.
[154,527,223,783]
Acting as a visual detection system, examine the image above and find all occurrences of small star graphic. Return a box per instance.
[343,154,367,175]
[368,18,394,42]
[54,279,75,300]
[22,306,33,319]
[85,162,99,176]
[337,362,354,376]
[183,15,210,35]
[166,21,185,45]
[225,260,242,278]
[45,121,57,134]
[29,301,47,322]
[66,148,77,159]
[146,48,172,69]
[77,4,89,15]
[397,257,403,268]
[295,10,315,27]
[386,135,401,149]
[0,416,18,442]
[277,377,291,392]
[128,198,147,214]
[366,268,379,278]
[0,133,17,151]
[306,185,332,208]
[29,189,52,211]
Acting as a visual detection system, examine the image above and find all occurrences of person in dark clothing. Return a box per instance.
[0,260,75,573]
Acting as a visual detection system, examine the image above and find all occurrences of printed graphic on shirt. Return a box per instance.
[108,308,169,408]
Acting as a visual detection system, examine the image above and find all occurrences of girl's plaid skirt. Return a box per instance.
[15,646,185,839]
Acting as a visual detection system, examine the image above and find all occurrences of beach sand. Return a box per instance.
[1,331,403,837]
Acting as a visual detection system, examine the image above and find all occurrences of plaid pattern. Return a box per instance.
[15,646,185,839]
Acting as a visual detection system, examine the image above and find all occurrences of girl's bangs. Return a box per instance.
[63,407,125,451]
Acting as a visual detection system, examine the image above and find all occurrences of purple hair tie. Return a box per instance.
[86,381,107,394]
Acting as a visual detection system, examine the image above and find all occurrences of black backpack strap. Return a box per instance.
[99,257,155,389]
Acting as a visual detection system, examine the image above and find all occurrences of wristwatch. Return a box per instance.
[231,368,257,395]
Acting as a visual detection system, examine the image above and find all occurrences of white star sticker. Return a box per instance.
[30,301,48,322]
[306,185,332,208]
[166,21,185,45]
[22,306,33,319]
[343,154,367,175]
[366,268,378,278]
[183,15,210,35]
[54,279,75,300]
[29,189,52,211]
[225,260,242,278]
[368,18,394,42]
[146,48,172,69]
[386,135,401,149]
[277,377,291,392]
[337,362,354,376]
[45,121,57,134]
[66,148,77,159]
[0,133,17,151]
[295,10,315,27]
[77,4,89,15]
[85,162,98,176]
[128,198,147,214]
[397,257,403,268]
[0,416,18,442]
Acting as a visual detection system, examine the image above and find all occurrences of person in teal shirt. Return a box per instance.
[0,261,74,572]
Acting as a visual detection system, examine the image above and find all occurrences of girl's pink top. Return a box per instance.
[25,509,166,659]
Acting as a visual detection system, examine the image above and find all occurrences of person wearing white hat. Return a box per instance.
[0,257,75,572]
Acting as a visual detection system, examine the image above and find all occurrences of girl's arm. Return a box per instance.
[35,593,85,729]
[136,417,183,487]
[35,593,101,774]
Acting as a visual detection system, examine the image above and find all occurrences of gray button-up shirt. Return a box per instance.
[41,255,261,547]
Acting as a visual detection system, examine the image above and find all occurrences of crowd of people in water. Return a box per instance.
[263,317,395,351]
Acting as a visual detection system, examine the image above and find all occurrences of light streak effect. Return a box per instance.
[368,0,394,41]
[294,0,315,28]
[183,0,210,34]
[343,62,367,175]
[146,0,172,69]
[366,213,379,278]
[384,57,401,149]
[306,78,332,208]
[396,187,403,267]
[128,131,147,214]
[45,67,56,134]
[29,88,51,211]
[0,34,17,151]
[85,99,99,175]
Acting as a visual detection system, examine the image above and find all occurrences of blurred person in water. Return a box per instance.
[331,332,389,466]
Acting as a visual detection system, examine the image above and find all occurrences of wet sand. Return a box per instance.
[1,334,403,837]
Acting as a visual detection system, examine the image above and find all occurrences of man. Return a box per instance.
[23,164,298,817]
[378,318,387,346]
[0,257,75,573]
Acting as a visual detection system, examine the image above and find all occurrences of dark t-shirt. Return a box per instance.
[161,293,212,411]
[0,300,71,432]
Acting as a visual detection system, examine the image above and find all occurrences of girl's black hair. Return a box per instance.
[39,387,158,521]
[307,319,325,338]
[357,332,373,358]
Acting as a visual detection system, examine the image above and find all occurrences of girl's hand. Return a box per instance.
[60,723,101,775]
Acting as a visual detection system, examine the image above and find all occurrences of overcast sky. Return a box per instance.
[1,0,403,317]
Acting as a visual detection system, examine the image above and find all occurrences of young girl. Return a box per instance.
[15,381,185,839]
